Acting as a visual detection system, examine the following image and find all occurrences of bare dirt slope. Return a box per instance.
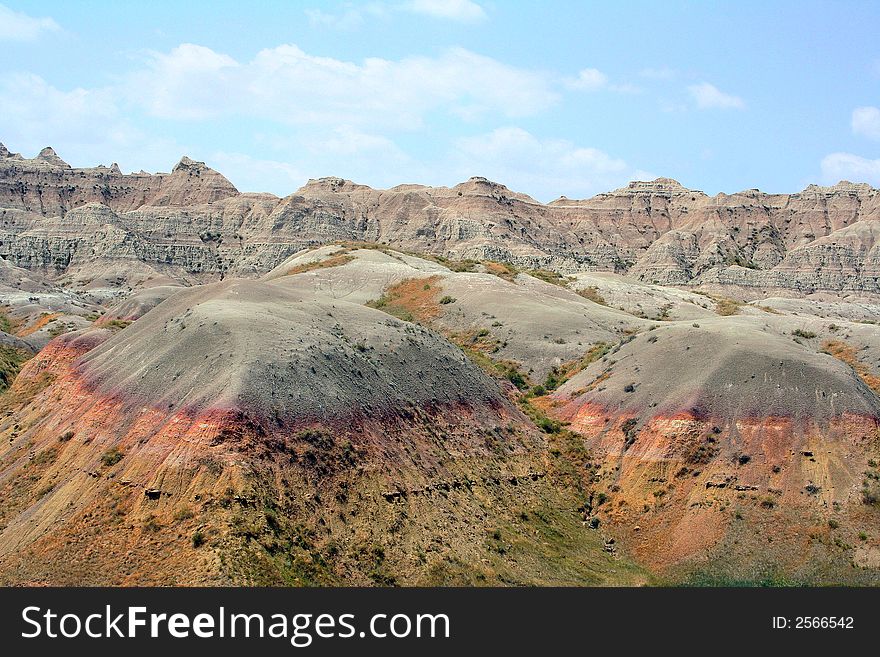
[0,277,646,586]
[267,245,646,379]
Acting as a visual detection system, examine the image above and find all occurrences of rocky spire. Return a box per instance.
[36,147,70,168]
[172,155,203,173]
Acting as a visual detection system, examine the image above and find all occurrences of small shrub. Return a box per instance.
[439,295,456,305]
[58,430,75,442]
[143,515,162,532]
[792,329,816,339]
[828,519,839,529]
[100,447,124,467]
[174,506,194,522]
[505,369,528,390]
[192,531,205,548]
[536,416,561,433]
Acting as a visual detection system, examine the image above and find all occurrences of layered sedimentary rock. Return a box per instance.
[546,319,880,582]
[0,146,238,215]
[1,145,879,294]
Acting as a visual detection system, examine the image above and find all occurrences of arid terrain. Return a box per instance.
[0,144,878,585]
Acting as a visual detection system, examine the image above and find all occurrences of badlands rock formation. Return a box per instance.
[0,143,878,586]
[1,145,878,295]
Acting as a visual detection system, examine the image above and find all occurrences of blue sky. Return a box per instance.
[2,0,879,200]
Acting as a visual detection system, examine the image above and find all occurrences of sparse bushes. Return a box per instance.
[174,506,194,522]
[143,515,162,532]
[577,286,607,305]
[58,430,74,442]
[542,367,563,393]
[792,329,816,339]
[527,269,568,286]
[505,368,528,390]
[439,295,456,305]
[286,253,355,276]
[100,447,124,467]
[715,297,741,316]
[536,416,561,434]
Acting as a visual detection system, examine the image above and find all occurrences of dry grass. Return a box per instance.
[0,306,21,334]
[526,269,569,286]
[714,298,741,316]
[484,261,519,282]
[366,276,442,323]
[0,345,33,392]
[577,286,607,306]
[821,340,880,394]
[18,312,62,337]
[286,253,355,276]
[448,328,501,355]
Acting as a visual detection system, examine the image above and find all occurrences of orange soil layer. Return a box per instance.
[822,339,880,395]
[17,312,61,337]
[547,399,880,571]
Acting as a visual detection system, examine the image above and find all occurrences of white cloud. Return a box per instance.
[209,152,308,195]
[0,3,59,41]
[403,0,486,23]
[305,7,364,29]
[852,106,880,141]
[127,43,558,128]
[303,125,407,159]
[687,82,745,110]
[565,68,607,91]
[304,3,389,30]
[0,72,182,172]
[820,152,880,186]
[450,127,636,200]
[130,44,238,120]
[565,68,640,94]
